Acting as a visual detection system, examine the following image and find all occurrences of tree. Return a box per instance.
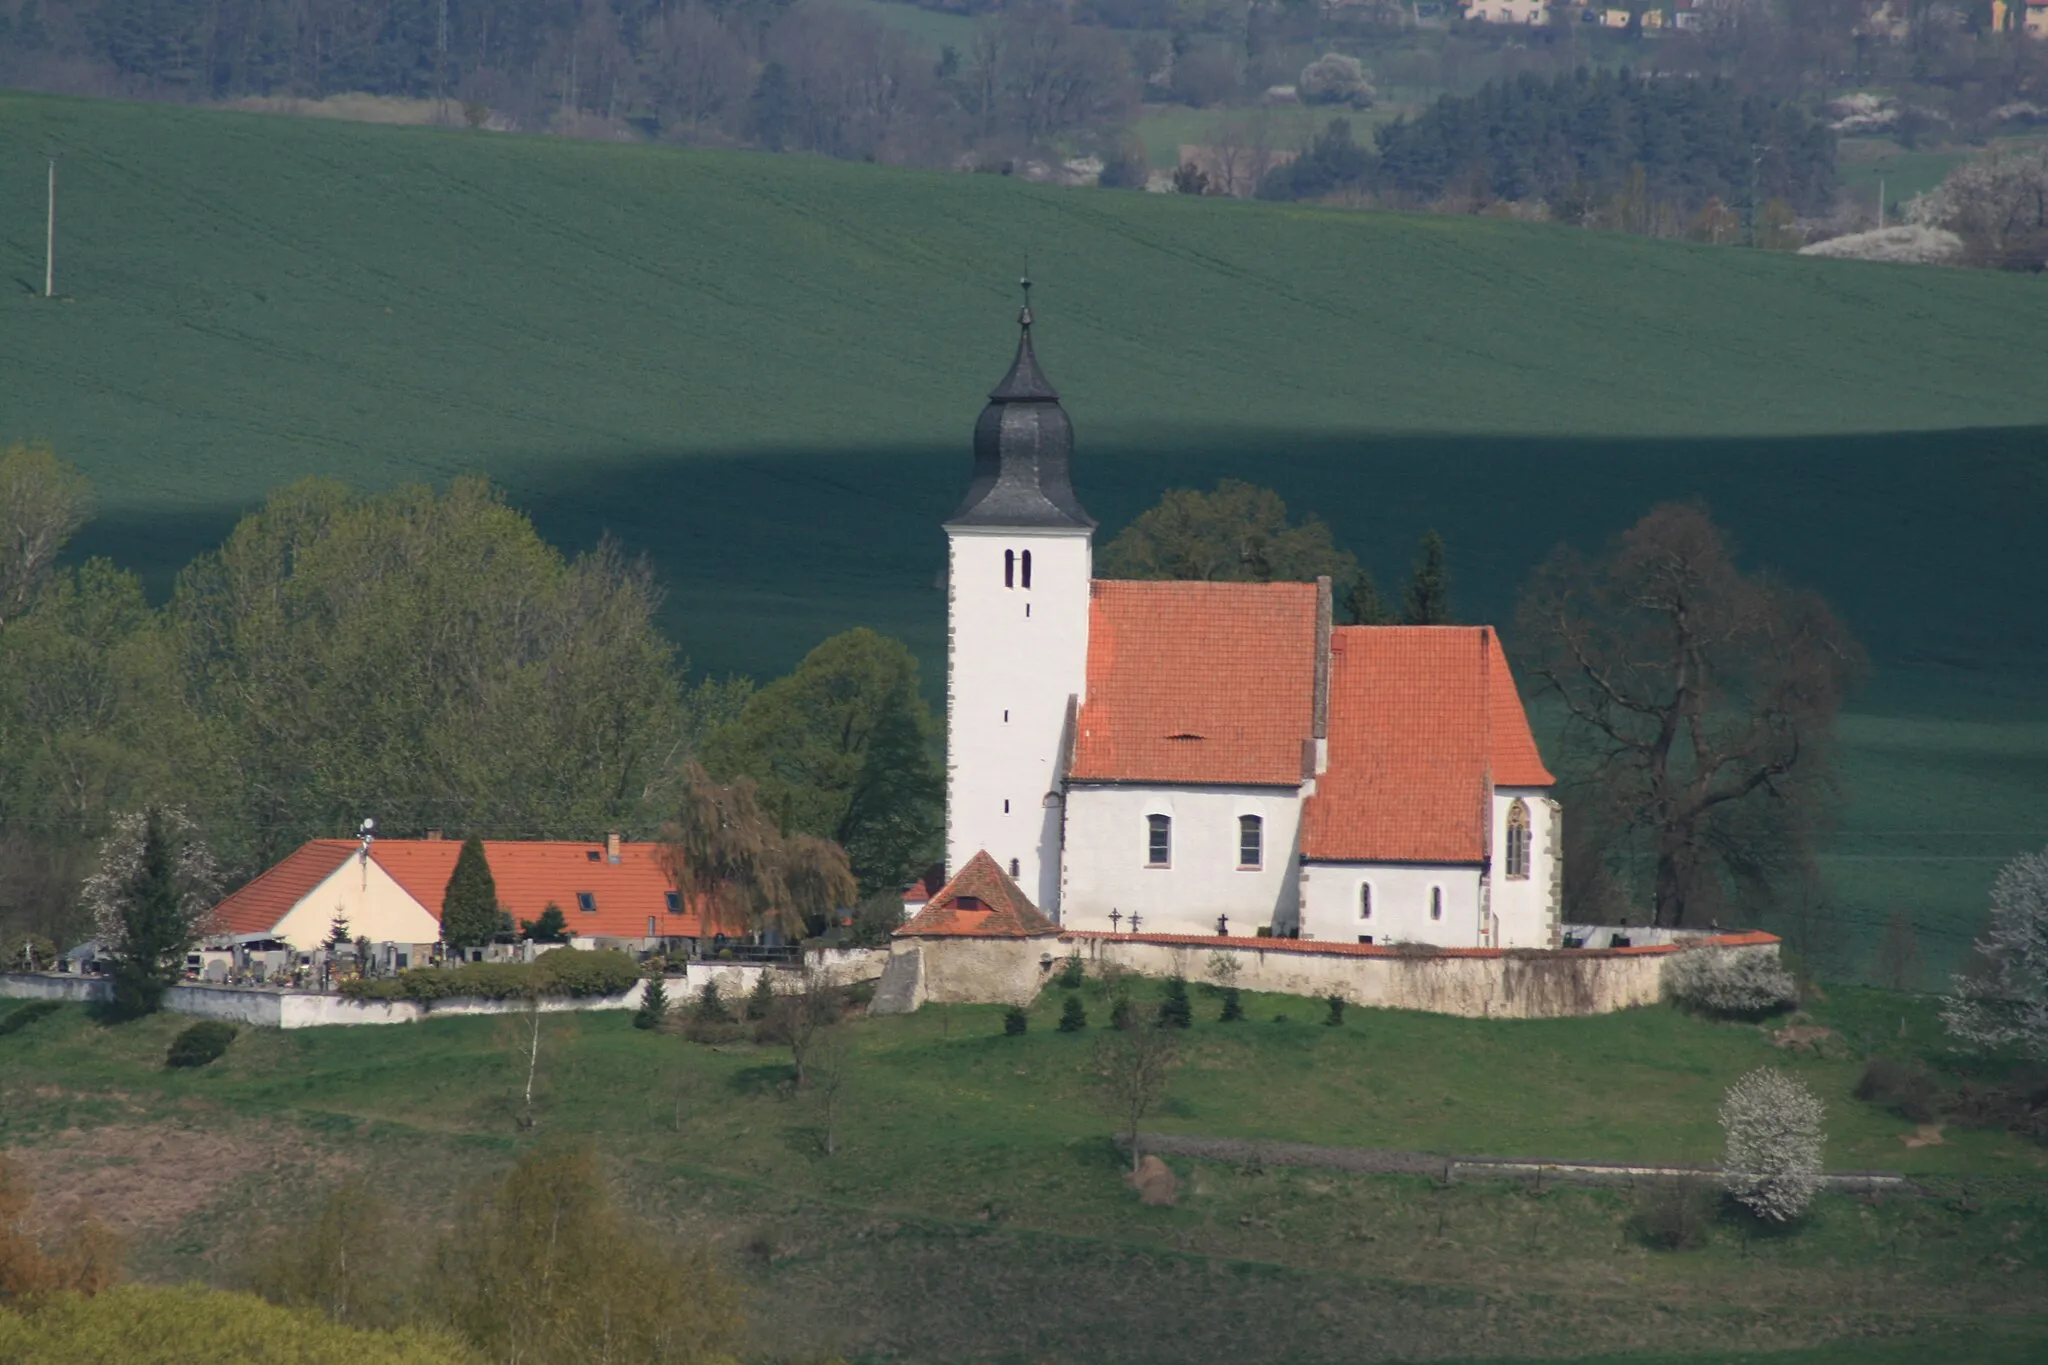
[1906,145,2048,269]
[1098,480,1358,585]
[1719,1067,1825,1223]
[82,808,221,1019]
[0,442,93,632]
[1058,994,1088,1031]
[1003,1005,1029,1035]
[1400,530,1452,625]
[1943,846,2048,1059]
[1156,974,1191,1028]
[766,972,843,1086]
[1219,987,1244,1022]
[1341,570,1392,626]
[1094,1027,1179,1174]
[694,980,728,1023]
[1516,504,1864,927]
[1,1151,122,1298]
[660,762,858,941]
[1298,53,1374,108]
[250,1181,401,1328]
[810,1022,852,1155]
[521,904,569,944]
[704,629,941,899]
[1874,907,1924,993]
[441,837,504,952]
[1258,118,1373,203]
[745,971,775,1021]
[635,972,670,1030]
[323,912,352,954]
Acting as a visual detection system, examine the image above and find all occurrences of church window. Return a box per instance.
[1238,815,1263,869]
[1020,549,1032,589]
[1147,814,1172,867]
[1359,884,1372,919]
[1004,549,1015,588]
[1505,800,1531,879]
[1429,887,1442,921]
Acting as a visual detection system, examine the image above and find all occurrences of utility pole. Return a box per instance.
[44,157,56,298]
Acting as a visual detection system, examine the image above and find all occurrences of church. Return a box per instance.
[938,298,1563,951]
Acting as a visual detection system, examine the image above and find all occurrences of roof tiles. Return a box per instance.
[896,850,1056,938]
[210,840,355,936]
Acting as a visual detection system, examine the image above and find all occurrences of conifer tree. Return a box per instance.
[1401,531,1452,625]
[694,980,729,1023]
[746,971,775,1021]
[1157,975,1192,1028]
[519,903,569,944]
[1058,993,1088,1032]
[634,972,669,1030]
[440,837,503,951]
[1342,570,1392,625]
[1219,987,1244,1022]
[109,813,188,1018]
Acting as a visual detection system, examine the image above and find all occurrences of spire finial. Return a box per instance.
[1018,263,1032,329]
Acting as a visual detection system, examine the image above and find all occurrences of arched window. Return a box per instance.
[1359,883,1373,920]
[1020,549,1032,589]
[1146,814,1171,867]
[1238,814,1263,869]
[1429,887,1443,921]
[1004,549,1015,588]
[1505,799,1531,880]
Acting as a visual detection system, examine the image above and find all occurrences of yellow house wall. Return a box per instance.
[269,854,441,949]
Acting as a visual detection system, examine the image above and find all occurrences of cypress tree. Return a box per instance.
[1058,993,1088,1032]
[110,810,189,1019]
[1157,975,1192,1029]
[1401,531,1453,625]
[441,837,502,951]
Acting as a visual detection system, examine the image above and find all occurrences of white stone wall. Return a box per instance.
[946,526,1093,915]
[1489,788,1562,948]
[1062,783,1302,936]
[905,936,1056,1006]
[268,852,441,950]
[1298,863,1484,947]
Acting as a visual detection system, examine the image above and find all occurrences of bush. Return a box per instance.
[338,949,641,1006]
[1219,987,1244,1023]
[1056,955,1085,990]
[1003,1006,1029,1036]
[0,1000,63,1037]
[1667,947,1799,1019]
[1156,975,1192,1029]
[0,1285,480,1364]
[1720,1067,1826,1223]
[165,1019,238,1068]
[1629,1180,1713,1250]
[1058,994,1087,1032]
[680,1016,748,1045]
[1854,1058,1943,1124]
[1324,994,1346,1027]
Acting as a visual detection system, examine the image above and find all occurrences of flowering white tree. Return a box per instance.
[81,807,222,1016]
[1666,946,1799,1017]
[1720,1067,1825,1223]
[1943,846,2048,1060]
[1905,147,2048,269]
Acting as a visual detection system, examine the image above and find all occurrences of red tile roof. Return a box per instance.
[1302,627,1551,864]
[211,840,356,935]
[1058,928,1778,959]
[212,838,738,941]
[896,850,1057,938]
[1070,580,1318,786]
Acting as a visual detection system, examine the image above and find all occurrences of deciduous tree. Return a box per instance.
[0,443,92,632]
[1944,846,2048,1059]
[82,807,221,1018]
[1094,1026,1179,1174]
[660,763,857,941]
[1719,1067,1825,1223]
[1098,480,1358,586]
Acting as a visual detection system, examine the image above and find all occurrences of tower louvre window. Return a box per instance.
[1429,887,1442,921]
[1146,814,1171,867]
[1004,549,1015,588]
[1021,549,1032,589]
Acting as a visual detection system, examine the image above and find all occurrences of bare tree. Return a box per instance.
[1874,907,1924,993]
[1944,846,2048,1059]
[0,443,92,630]
[1093,1027,1179,1174]
[1516,504,1864,927]
[810,1022,852,1155]
[765,969,843,1087]
[1719,1067,1825,1223]
[641,3,749,136]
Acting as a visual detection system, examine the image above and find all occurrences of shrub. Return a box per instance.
[0,1000,63,1037]
[1157,975,1192,1029]
[339,949,640,1005]
[1854,1058,1943,1124]
[1667,947,1799,1019]
[1324,994,1346,1027]
[1629,1180,1713,1250]
[1058,994,1087,1032]
[1219,987,1244,1022]
[0,1285,479,1364]
[165,1019,238,1068]
[634,974,669,1030]
[680,1016,748,1045]
[1720,1067,1826,1223]
[745,972,775,1021]
[1110,998,1136,1030]
[1056,955,1085,990]
[1003,1006,1028,1036]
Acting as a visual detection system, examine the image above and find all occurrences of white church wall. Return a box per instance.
[945,526,1092,916]
[269,853,442,950]
[1298,862,1484,948]
[1490,788,1562,948]
[1061,784,1302,936]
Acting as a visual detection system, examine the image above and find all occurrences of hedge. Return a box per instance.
[166,1019,238,1068]
[339,949,643,1006]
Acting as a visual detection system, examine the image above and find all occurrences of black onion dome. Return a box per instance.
[946,306,1095,531]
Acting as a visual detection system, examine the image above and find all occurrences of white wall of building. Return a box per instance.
[945,525,1092,915]
[1062,784,1302,936]
[1489,787,1562,948]
[270,852,442,950]
[1298,862,1485,948]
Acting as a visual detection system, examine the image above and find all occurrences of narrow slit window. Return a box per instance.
[1004,549,1015,588]
[1359,884,1372,919]
[1009,857,1020,877]
[1505,799,1531,880]
[1146,814,1171,868]
[1003,799,1010,813]
[576,892,597,913]
[1020,549,1032,589]
[1429,887,1442,921]
[1238,814,1263,869]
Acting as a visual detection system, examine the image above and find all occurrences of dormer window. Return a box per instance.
[585,849,600,861]
[576,892,597,913]
[955,895,985,910]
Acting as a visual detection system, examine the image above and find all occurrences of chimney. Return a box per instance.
[425,828,443,841]
[606,831,622,864]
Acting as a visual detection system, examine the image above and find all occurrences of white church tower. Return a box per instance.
[943,287,1094,917]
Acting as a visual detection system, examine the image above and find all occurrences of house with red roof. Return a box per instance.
[941,297,1560,950]
[880,850,1060,1009]
[210,831,726,956]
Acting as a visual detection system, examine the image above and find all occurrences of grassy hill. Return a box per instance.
[3,986,2045,1363]
[1,91,2046,973]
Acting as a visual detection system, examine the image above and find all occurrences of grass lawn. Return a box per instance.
[2,985,2045,1361]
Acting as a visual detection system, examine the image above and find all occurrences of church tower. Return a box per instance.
[944,289,1094,917]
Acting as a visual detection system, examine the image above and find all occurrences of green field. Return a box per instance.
[1,91,2046,975]
[2,986,2044,1363]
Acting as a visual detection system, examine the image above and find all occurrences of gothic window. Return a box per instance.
[1021,549,1032,589]
[1238,815,1263,869]
[1359,884,1372,919]
[1147,814,1171,867]
[1429,887,1442,921]
[1505,800,1531,880]
[1004,549,1015,588]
